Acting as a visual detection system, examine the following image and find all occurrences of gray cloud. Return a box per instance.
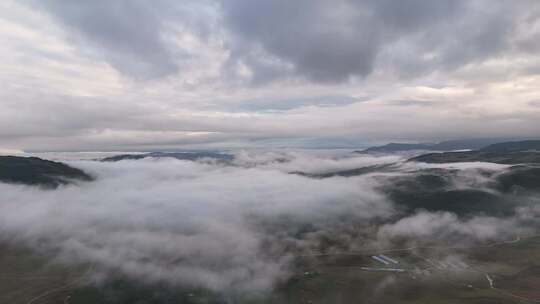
[1,0,540,151]
[384,100,437,107]
[27,0,540,82]
[222,0,537,82]
[378,211,513,243]
[30,0,218,79]
[530,100,540,107]
[0,155,394,292]
[35,0,176,78]
[222,0,384,82]
[234,95,363,112]
[3,90,540,152]
[376,204,540,248]
[1,151,540,294]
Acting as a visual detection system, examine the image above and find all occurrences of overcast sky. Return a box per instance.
[1,0,540,152]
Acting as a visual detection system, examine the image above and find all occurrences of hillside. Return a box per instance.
[361,143,434,153]
[101,151,233,162]
[479,140,540,152]
[408,140,540,164]
[360,138,508,153]
[409,151,540,164]
[0,156,93,188]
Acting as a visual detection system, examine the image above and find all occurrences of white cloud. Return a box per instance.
[0,1,539,151]
[1,151,539,293]
[0,157,393,291]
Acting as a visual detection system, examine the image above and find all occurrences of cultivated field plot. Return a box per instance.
[0,245,83,304]
[2,236,540,304]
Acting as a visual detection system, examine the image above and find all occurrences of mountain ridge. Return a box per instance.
[0,156,93,188]
[409,140,540,164]
[360,138,516,153]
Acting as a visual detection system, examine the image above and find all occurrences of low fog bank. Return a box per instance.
[230,149,403,174]
[0,150,538,294]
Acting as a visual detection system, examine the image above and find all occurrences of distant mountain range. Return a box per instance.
[101,151,233,162]
[293,140,540,180]
[0,156,93,188]
[1,140,539,188]
[479,140,540,153]
[360,138,515,153]
[0,152,233,188]
[292,141,540,216]
[409,140,540,164]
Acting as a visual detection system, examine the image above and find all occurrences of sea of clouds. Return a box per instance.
[0,150,538,294]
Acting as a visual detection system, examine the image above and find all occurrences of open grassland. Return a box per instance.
[2,236,540,304]
[0,245,85,304]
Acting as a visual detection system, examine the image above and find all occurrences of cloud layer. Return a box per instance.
[1,152,539,294]
[32,0,539,82]
[1,1,540,150]
[0,154,393,292]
